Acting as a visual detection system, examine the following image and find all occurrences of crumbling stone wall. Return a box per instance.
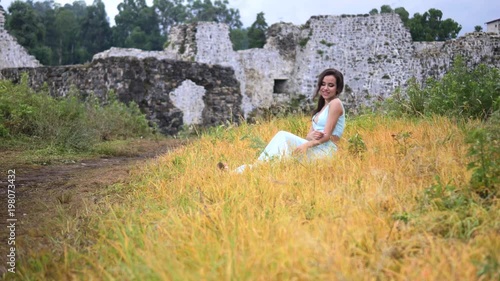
[2,11,499,134]
[94,22,300,117]
[414,32,500,81]
[166,23,248,114]
[162,14,500,114]
[293,14,418,109]
[0,5,40,74]
[163,22,296,117]
[0,57,242,135]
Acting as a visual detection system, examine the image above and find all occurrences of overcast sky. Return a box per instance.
[1,0,499,36]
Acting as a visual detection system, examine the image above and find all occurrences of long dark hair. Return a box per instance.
[312,68,344,116]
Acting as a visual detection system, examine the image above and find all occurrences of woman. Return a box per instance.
[222,68,346,173]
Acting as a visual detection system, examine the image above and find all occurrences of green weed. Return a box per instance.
[0,73,152,153]
[384,56,499,120]
[466,110,499,201]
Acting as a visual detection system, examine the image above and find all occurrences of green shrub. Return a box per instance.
[384,56,500,120]
[405,112,498,240]
[466,110,499,201]
[0,73,152,151]
[299,37,309,48]
[426,58,499,119]
[412,176,485,240]
[348,133,367,157]
[85,91,151,141]
[382,81,426,118]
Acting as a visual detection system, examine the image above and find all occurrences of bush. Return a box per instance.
[466,110,499,201]
[426,58,499,119]
[384,56,500,120]
[383,79,426,117]
[0,74,152,151]
[85,91,152,141]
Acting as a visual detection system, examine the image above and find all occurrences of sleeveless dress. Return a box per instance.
[235,100,345,173]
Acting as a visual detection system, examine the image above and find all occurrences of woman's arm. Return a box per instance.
[306,126,324,141]
[305,126,315,141]
[295,99,343,153]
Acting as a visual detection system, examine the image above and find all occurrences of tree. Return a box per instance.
[369,5,462,42]
[113,0,163,50]
[186,0,242,30]
[32,0,58,64]
[247,12,267,49]
[407,13,426,40]
[437,18,461,40]
[136,2,163,49]
[380,5,393,13]
[230,27,248,50]
[80,0,112,62]
[369,8,378,15]
[407,8,461,41]
[474,25,483,32]
[62,0,87,19]
[153,0,187,36]
[54,7,79,64]
[394,7,409,24]
[125,26,148,49]
[6,1,45,55]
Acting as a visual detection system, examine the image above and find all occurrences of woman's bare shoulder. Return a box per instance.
[328,98,343,113]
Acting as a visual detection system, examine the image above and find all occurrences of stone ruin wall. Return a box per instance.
[0,6,40,76]
[1,10,499,134]
[166,23,247,113]
[164,22,297,118]
[414,32,500,81]
[292,14,419,110]
[1,57,242,135]
[164,23,294,116]
[162,14,500,116]
[0,3,241,135]
[292,16,498,110]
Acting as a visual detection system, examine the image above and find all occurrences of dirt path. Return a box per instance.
[0,139,185,274]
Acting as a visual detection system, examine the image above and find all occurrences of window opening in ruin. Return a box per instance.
[273,79,288,93]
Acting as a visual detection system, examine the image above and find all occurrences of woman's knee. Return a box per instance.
[275,131,293,139]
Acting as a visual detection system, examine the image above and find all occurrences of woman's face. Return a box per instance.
[320,75,337,103]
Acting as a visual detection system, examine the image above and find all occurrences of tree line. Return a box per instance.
[3,1,463,66]
[3,0,268,65]
[369,5,462,41]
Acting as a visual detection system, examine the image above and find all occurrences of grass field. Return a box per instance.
[12,114,499,280]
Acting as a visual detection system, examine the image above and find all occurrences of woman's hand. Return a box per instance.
[306,130,324,141]
[294,143,310,155]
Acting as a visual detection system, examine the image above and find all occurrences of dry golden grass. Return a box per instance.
[13,114,499,281]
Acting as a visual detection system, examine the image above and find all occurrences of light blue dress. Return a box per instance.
[235,100,345,173]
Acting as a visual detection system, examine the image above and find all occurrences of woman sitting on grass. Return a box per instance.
[220,68,346,173]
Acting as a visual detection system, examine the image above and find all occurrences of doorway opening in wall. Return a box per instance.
[273,79,287,93]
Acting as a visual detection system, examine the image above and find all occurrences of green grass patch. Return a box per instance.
[10,114,499,280]
[0,73,154,163]
[383,56,499,120]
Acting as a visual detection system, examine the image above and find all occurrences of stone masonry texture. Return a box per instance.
[1,10,499,135]
[1,57,242,135]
